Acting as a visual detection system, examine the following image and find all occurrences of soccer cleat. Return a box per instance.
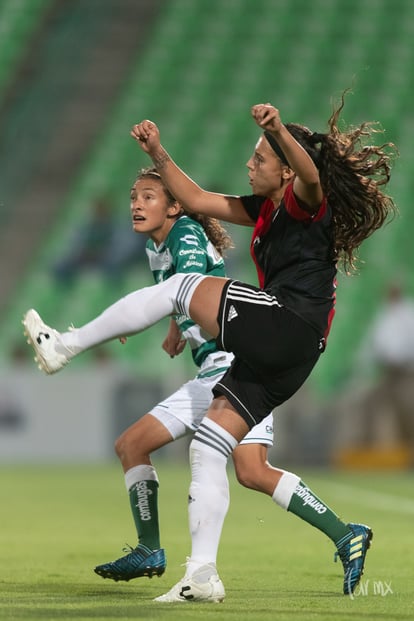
[154,562,225,603]
[22,309,71,374]
[334,522,373,595]
[94,544,166,581]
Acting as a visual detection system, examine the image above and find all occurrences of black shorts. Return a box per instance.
[213,280,322,428]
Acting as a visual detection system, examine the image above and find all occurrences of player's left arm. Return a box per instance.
[252,103,323,213]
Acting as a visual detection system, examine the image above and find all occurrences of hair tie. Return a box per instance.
[311,132,325,144]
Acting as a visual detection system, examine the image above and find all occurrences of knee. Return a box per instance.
[234,463,260,490]
[114,428,133,460]
[233,457,284,495]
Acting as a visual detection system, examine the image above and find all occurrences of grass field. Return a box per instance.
[1,463,413,620]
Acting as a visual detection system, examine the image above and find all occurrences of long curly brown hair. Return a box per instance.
[183,212,233,257]
[285,90,398,272]
[136,167,233,256]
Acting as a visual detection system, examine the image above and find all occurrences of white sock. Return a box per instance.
[186,418,238,575]
[57,273,206,354]
[124,464,159,491]
[271,470,301,510]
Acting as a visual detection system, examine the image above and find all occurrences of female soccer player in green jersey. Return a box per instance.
[93,167,275,584]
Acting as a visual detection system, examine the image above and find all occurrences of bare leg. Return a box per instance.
[115,413,175,471]
[189,277,228,338]
[206,395,249,438]
[94,413,184,581]
[232,443,284,494]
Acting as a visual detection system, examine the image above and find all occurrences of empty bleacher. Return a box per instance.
[1,0,414,393]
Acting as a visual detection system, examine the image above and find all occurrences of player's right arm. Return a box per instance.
[131,120,254,226]
[162,318,186,358]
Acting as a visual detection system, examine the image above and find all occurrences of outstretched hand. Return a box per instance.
[251,103,283,133]
[162,318,187,358]
[162,334,187,358]
[130,120,161,154]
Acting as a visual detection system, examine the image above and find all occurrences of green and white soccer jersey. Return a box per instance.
[146,215,228,370]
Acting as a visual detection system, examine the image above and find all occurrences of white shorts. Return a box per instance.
[150,352,274,446]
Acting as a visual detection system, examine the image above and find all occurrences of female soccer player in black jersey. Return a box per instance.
[24,96,397,600]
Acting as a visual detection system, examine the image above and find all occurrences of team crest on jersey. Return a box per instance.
[180,234,198,245]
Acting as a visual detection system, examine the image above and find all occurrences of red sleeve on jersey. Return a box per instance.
[284,183,327,222]
[250,198,274,289]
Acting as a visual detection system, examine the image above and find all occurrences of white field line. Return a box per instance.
[317,481,414,515]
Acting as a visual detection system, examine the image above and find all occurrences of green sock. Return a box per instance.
[129,480,160,550]
[287,480,351,545]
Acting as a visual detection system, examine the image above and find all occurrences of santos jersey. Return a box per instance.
[241,183,337,339]
[146,215,227,369]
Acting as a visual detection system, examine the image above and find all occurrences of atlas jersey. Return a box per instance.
[146,215,227,369]
[241,183,337,339]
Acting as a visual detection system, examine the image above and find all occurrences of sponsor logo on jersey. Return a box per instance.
[227,305,238,322]
[178,248,204,256]
[180,234,199,246]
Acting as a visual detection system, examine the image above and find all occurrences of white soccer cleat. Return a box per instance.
[154,563,225,603]
[22,309,72,374]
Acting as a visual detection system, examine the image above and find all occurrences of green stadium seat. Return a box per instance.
[2,0,414,395]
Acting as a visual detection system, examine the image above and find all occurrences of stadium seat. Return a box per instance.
[2,0,414,394]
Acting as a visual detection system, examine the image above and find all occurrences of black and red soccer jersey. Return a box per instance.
[241,183,336,339]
